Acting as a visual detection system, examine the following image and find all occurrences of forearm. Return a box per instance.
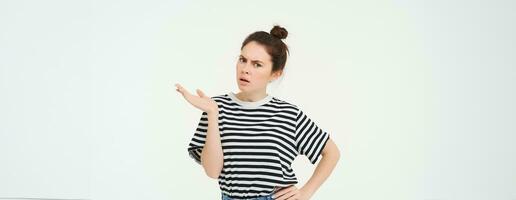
[301,139,340,197]
[200,111,224,179]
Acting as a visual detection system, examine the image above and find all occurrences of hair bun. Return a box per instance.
[270,25,288,40]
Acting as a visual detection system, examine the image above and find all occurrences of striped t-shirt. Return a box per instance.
[187,91,330,199]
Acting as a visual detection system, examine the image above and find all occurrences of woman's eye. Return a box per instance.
[239,58,245,63]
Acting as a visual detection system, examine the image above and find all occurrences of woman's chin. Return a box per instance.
[237,84,249,90]
[237,86,247,92]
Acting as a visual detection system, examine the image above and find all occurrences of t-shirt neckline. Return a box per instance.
[228,91,273,108]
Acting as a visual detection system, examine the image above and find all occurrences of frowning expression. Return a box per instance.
[236,41,280,92]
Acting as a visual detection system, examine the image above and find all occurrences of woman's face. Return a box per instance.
[236,41,281,93]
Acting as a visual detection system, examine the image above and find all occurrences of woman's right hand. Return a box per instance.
[175,83,218,114]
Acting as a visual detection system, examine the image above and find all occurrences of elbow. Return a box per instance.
[322,138,341,161]
[334,142,341,161]
[326,148,340,162]
[201,159,223,179]
[334,142,341,159]
[204,168,221,179]
[206,171,220,179]
[335,147,341,161]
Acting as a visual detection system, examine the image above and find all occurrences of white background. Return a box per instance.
[0,0,515,199]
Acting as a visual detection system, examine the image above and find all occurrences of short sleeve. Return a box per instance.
[187,111,208,165]
[295,109,330,164]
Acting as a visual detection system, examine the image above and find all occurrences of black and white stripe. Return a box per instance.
[187,93,330,199]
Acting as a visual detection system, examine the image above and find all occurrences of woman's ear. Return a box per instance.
[270,70,283,82]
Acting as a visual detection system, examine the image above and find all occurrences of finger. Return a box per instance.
[174,83,183,93]
[274,186,295,199]
[285,193,300,200]
[276,185,295,194]
[196,89,206,98]
[275,191,294,200]
[175,84,191,96]
[275,195,285,200]
[174,83,182,90]
[281,189,298,200]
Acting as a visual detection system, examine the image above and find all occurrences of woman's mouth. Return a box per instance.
[239,78,250,85]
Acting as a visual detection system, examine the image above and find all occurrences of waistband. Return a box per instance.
[221,192,274,200]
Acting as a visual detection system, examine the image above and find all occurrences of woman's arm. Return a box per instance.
[200,110,224,179]
[301,138,341,198]
[274,138,340,200]
[174,83,224,179]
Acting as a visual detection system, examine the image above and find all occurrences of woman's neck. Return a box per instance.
[235,90,268,102]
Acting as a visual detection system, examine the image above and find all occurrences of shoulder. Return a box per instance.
[270,97,321,121]
[270,96,298,108]
[268,96,302,115]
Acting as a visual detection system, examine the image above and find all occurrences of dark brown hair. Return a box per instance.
[241,25,290,74]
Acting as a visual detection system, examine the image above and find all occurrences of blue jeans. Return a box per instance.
[221,192,274,200]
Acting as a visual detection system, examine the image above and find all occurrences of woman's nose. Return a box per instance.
[241,65,250,74]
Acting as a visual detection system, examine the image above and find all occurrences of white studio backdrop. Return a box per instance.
[0,0,515,200]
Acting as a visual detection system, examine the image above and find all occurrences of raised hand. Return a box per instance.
[175,83,218,114]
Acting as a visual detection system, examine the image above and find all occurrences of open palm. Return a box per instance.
[175,83,218,114]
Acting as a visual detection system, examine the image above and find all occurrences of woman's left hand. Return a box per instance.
[273,185,312,200]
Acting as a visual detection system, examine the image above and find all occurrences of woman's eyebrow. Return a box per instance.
[239,55,263,63]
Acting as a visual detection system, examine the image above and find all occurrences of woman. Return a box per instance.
[175,25,340,200]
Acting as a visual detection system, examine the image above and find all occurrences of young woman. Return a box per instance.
[175,25,340,200]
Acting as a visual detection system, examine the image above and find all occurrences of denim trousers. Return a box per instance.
[221,192,274,200]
